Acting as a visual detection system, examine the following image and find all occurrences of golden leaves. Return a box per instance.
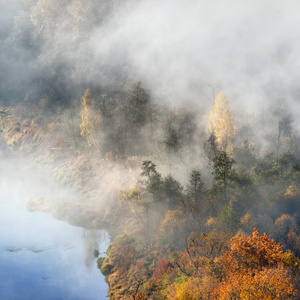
[80,89,101,149]
[118,185,142,206]
[213,228,299,299]
[209,92,237,155]
[214,267,297,300]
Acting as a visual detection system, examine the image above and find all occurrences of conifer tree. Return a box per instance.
[186,170,206,226]
[163,174,183,210]
[128,81,150,131]
[164,121,180,154]
[213,151,234,202]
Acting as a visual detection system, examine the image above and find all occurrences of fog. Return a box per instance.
[0,149,109,299]
[2,1,300,297]
[0,0,299,113]
[1,0,300,192]
[1,0,300,201]
[105,0,300,115]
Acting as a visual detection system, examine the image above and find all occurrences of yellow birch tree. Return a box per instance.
[209,92,237,155]
[80,88,101,151]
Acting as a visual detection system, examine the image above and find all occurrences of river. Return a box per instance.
[0,151,109,299]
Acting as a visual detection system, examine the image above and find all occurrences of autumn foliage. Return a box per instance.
[215,268,296,300]
[209,92,237,155]
[213,228,299,299]
[80,88,101,150]
[100,225,300,299]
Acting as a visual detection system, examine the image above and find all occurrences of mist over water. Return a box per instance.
[0,151,109,300]
[1,1,300,298]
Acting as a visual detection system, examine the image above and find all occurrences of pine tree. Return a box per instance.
[163,174,183,210]
[186,170,206,227]
[128,81,151,131]
[213,151,234,202]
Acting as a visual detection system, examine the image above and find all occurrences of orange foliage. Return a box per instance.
[222,227,284,273]
[166,274,220,300]
[214,267,297,300]
[213,228,299,299]
[129,279,161,300]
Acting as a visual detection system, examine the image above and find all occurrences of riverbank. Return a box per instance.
[3,102,300,299]
[0,105,160,299]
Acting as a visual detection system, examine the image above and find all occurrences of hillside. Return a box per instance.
[2,1,300,299]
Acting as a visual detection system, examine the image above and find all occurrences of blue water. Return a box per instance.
[0,154,109,300]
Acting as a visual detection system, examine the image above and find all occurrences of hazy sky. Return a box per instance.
[1,0,300,116]
[101,0,300,112]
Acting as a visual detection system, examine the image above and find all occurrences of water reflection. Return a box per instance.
[0,153,109,300]
[82,230,109,270]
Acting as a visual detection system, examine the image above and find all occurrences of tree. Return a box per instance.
[163,109,197,160]
[138,161,164,243]
[209,92,237,155]
[30,0,69,37]
[274,214,299,246]
[140,160,164,202]
[223,228,286,273]
[171,108,197,157]
[128,82,151,131]
[214,267,297,300]
[118,184,154,244]
[163,174,183,210]
[158,210,187,249]
[80,88,101,152]
[30,0,114,41]
[273,102,293,159]
[214,228,300,299]
[186,170,206,227]
[163,120,180,154]
[124,82,155,155]
[233,140,256,171]
[213,151,234,202]
[215,204,239,233]
[140,160,158,178]
[118,185,144,224]
[204,131,218,160]
[240,213,256,234]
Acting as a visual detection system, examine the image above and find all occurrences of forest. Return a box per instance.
[2,0,300,299]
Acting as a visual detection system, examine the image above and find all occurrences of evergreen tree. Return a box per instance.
[272,101,293,159]
[141,160,158,178]
[213,151,235,202]
[163,121,180,154]
[186,170,206,226]
[216,204,239,233]
[163,174,183,210]
[128,81,151,131]
[140,160,164,202]
[204,131,218,160]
